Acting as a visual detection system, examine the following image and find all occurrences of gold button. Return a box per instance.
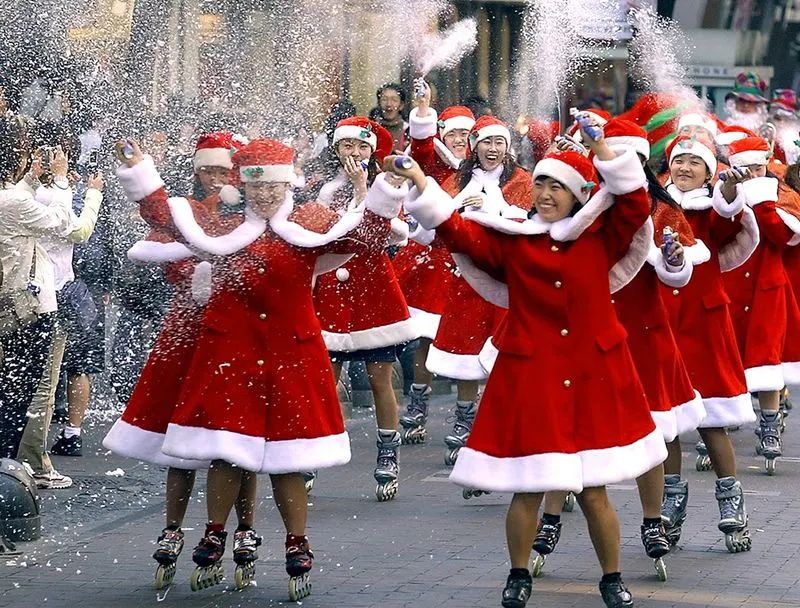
[672,289,680,296]
[551,245,559,252]
[563,379,571,388]
[256,359,264,366]
[560,329,569,337]
[257,267,265,275]
[745,272,751,278]
[554,281,562,289]
[744,306,750,312]
[259,313,267,320]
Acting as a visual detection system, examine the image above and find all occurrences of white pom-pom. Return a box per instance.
[336,267,350,282]
[219,184,241,205]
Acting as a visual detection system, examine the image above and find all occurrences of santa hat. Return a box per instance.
[677,113,719,137]
[193,131,247,170]
[715,124,757,146]
[468,116,511,154]
[617,92,699,160]
[437,106,475,138]
[728,136,771,167]
[525,119,560,160]
[771,89,798,116]
[567,109,611,139]
[332,117,394,163]
[603,118,650,160]
[231,139,295,183]
[666,135,717,175]
[533,149,599,205]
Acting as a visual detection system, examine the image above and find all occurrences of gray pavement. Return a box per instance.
[1,392,800,608]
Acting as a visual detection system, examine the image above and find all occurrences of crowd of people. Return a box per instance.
[2,65,800,607]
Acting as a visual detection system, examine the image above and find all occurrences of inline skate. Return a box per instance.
[443,400,477,465]
[190,527,227,591]
[153,526,183,590]
[375,429,400,501]
[715,477,752,553]
[399,384,431,444]
[286,534,314,601]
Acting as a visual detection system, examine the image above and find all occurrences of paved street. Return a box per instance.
[1,393,800,608]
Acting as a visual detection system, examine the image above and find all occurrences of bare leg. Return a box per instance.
[413,338,434,385]
[542,491,568,515]
[506,492,543,568]
[456,380,480,402]
[270,473,308,536]
[663,438,682,476]
[206,460,244,526]
[698,427,736,478]
[165,467,196,528]
[234,471,258,528]
[366,361,399,430]
[67,373,91,428]
[331,361,343,384]
[758,389,780,414]
[635,462,665,519]
[576,486,621,574]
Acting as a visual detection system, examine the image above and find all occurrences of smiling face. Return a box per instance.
[475,136,508,171]
[336,138,373,165]
[534,176,578,222]
[379,88,404,122]
[669,153,710,192]
[196,165,230,197]
[443,129,470,159]
[745,163,767,178]
[244,181,291,220]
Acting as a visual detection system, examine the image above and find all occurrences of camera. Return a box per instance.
[86,149,100,176]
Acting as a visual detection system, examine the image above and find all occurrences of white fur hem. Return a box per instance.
[162,424,351,473]
[366,174,408,219]
[650,390,706,443]
[169,197,267,255]
[647,242,692,288]
[592,145,647,195]
[405,178,459,229]
[776,208,800,246]
[782,361,800,387]
[719,205,760,272]
[127,240,194,264]
[698,392,758,428]
[408,307,441,340]
[449,428,667,493]
[102,420,210,470]
[478,338,499,376]
[745,364,786,392]
[193,148,233,170]
[409,107,438,140]
[426,344,489,381]
[683,239,712,265]
[389,217,410,246]
[115,155,164,202]
[609,216,653,293]
[433,139,463,170]
[323,317,418,351]
[712,180,745,219]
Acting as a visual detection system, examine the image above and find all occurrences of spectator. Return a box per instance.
[374,83,409,150]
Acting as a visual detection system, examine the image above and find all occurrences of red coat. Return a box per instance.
[660,183,759,428]
[405,147,666,493]
[426,166,533,380]
[723,177,800,390]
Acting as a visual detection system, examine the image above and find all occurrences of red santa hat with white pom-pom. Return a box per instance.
[219,138,294,205]
[727,136,771,167]
[438,106,475,138]
[533,149,599,205]
[193,131,247,170]
[467,116,511,154]
[602,118,651,160]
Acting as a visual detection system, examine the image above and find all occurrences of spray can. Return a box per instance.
[359,160,369,171]
[414,77,427,99]
[717,167,747,182]
[394,156,413,170]
[120,140,135,160]
[569,107,603,142]
[663,226,679,265]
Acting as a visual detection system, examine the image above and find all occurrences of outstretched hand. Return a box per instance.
[382,155,427,192]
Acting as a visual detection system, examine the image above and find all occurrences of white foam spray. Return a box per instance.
[415,17,478,77]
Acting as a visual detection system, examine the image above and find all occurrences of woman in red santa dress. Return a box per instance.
[151,138,405,598]
[721,136,800,474]
[299,117,417,502]
[399,115,533,468]
[391,120,665,608]
[104,132,263,588]
[660,134,759,553]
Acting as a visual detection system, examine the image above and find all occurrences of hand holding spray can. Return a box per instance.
[414,77,427,99]
[394,156,414,170]
[663,226,680,266]
[120,140,135,160]
[717,167,747,182]
[569,107,603,142]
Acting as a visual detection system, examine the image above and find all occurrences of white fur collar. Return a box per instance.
[455,165,508,216]
[433,138,463,170]
[666,183,712,211]
[317,169,349,205]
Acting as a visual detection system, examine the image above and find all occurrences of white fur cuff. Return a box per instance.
[127,240,194,264]
[654,257,692,288]
[409,224,436,246]
[405,178,458,229]
[365,174,409,219]
[409,107,438,140]
[741,176,779,206]
[712,180,745,219]
[593,145,647,196]
[389,218,410,246]
[115,155,165,202]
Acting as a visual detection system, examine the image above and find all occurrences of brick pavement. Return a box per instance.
[1,394,799,608]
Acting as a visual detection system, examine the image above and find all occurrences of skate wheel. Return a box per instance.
[190,565,224,591]
[376,480,398,502]
[724,531,752,553]
[695,456,712,471]
[234,562,255,590]
[154,563,176,590]
[562,493,576,512]
[288,572,312,601]
[444,448,459,466]
[654,557,667,582]
[531,553,546,578]
[766,458,776,475]
[462,488,474,500]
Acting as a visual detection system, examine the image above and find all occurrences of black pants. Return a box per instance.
[0,313,54,458]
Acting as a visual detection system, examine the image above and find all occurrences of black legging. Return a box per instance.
[0,313,54,458]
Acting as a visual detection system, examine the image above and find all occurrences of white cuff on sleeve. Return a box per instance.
[593,145,647,196]
[712,180,745,219]
[365,173,409,219]
[115,155,165,202]
[404,178,459,229]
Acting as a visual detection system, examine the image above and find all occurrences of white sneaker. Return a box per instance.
[33,470,73,490]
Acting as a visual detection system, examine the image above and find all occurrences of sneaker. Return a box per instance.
[33,469,73,489]
[51,431,83,457]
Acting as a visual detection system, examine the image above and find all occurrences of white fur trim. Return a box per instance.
[452,253,508,308]
[408,306,441,339]
[609,216,653,293]
[667,184,712,211]
[776,209,800,246]
[323,317,419,351]
[432,138,463,170]
[127,240,194,264]
[478,338,499,376]
[670,140,717,175]
[472,124,511,147]
[115,155,164,201]
[408,224,436,246]
[191,260,212,305]
[162,424,351,474]
[698,392,757,428]
[605,135,650,160]
[317,171,349,205]
[440,116,476,137]
[741,176,779,206]
[449,427,666,493]
[365,173,408,219]
[314,253,354,278]
[745,364,786,392]
[193,148,233,170]
[782,361,800,387]
[683,239,712,265]
[719,205,760,272]
[650,390,706,442]
[389,217,410,246]
[240,164,295,183]
[168,197,267,255]
[534,157,591,204]
[729,149,769,167]
[102,419,210,470]
[678,113,718,136]
[333,125,377,149]
[405,178,459,229]
[711,179,745,218]
[647,241,693,288]
[219,184,241,205]
[409,107,438,140]
[426,343,488,381]
[593,145,648,196]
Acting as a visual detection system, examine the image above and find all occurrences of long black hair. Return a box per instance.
[456,151,518,192]
[644,163,680,213]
